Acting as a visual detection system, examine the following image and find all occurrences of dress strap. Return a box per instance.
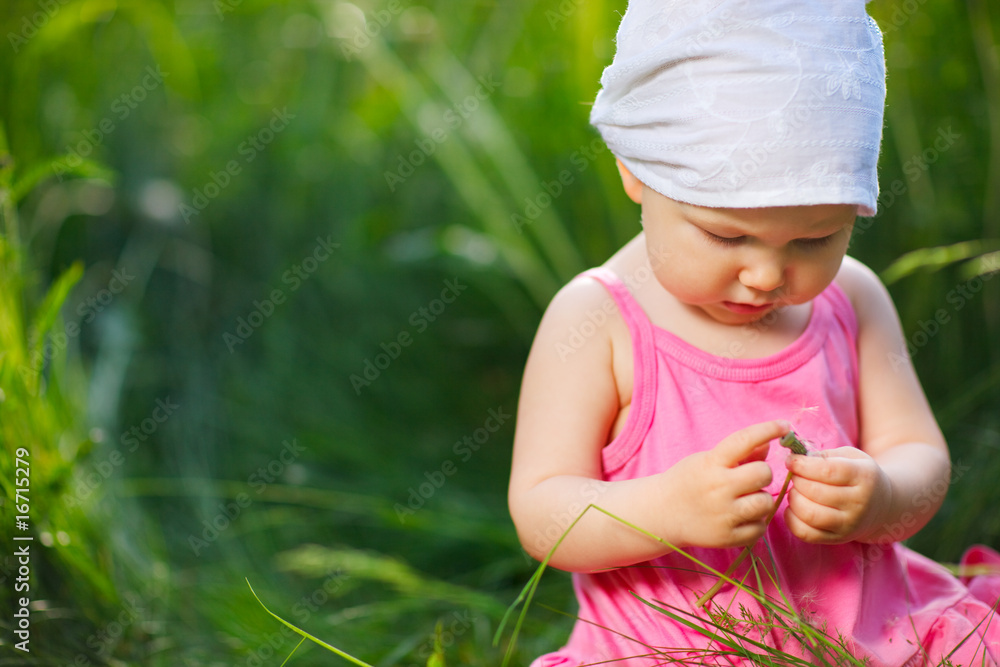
[577,267,657,474]
[578,267,654,337]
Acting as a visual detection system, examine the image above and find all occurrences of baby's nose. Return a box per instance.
[739,260,786,293]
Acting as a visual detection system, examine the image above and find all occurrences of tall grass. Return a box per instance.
[250,501,999,666]
[0,118,140,661]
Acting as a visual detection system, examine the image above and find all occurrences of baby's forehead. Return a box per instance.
[671,198,857,229]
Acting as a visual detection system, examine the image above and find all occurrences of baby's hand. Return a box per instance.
[784,447,891,544]
[661,420,790,549]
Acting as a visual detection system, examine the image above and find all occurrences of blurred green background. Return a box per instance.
[1,0,998,664]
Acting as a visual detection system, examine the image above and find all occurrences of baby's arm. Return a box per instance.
[783,256,951,545]
[509,276,787,572]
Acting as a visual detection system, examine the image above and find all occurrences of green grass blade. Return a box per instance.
[495,503,613,666]
[881,239,1000,284]
[11,157,115,203]
[629,593,819,666]
[278,637,307,667]
[960,249,1000,280]
[331,19,562,306]
[498,501,880,667]
[421,46,587,281]
[937,597,999,666]
[426,621,446,667]
[275,544,507,618]
[494,502,765,663]
[246,579,376,667]
[29,261,84,341]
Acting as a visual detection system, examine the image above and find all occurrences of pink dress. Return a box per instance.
[533,267,1000,667]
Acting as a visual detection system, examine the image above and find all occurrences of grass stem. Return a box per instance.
[695,470,794,608]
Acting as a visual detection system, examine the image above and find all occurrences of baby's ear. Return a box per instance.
[615,159,643,204]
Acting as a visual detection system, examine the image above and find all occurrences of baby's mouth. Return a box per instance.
[722,301,774,315]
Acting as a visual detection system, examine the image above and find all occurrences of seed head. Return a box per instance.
[779,430,809,456]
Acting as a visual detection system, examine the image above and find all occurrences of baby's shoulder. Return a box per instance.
[835,254,879,288]
[536,269,627,341]
[529,268,634,395]
[834,255,900,331]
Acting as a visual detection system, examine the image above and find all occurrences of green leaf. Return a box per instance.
[11,157,115,203]
[30,261,85,344]
[959,250,1000,280]
[880,239,1000,284]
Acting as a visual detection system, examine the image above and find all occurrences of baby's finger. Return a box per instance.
[787,453,856,486]
[732,490,774,525]
[811,446,870,460]
[784,493,845,544]
[787,474,844,508]
[728,460,773,496]
[787,486,844,528]
[712,420,791,468]
[726,520,769,548]
[738,442,771,465]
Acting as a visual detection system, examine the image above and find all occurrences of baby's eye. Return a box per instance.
[703,230,746,247]
[795,234,836,250]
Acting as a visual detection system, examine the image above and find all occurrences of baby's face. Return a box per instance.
[639,185,856,325]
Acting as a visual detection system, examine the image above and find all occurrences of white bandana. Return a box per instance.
[590,0,886,216]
